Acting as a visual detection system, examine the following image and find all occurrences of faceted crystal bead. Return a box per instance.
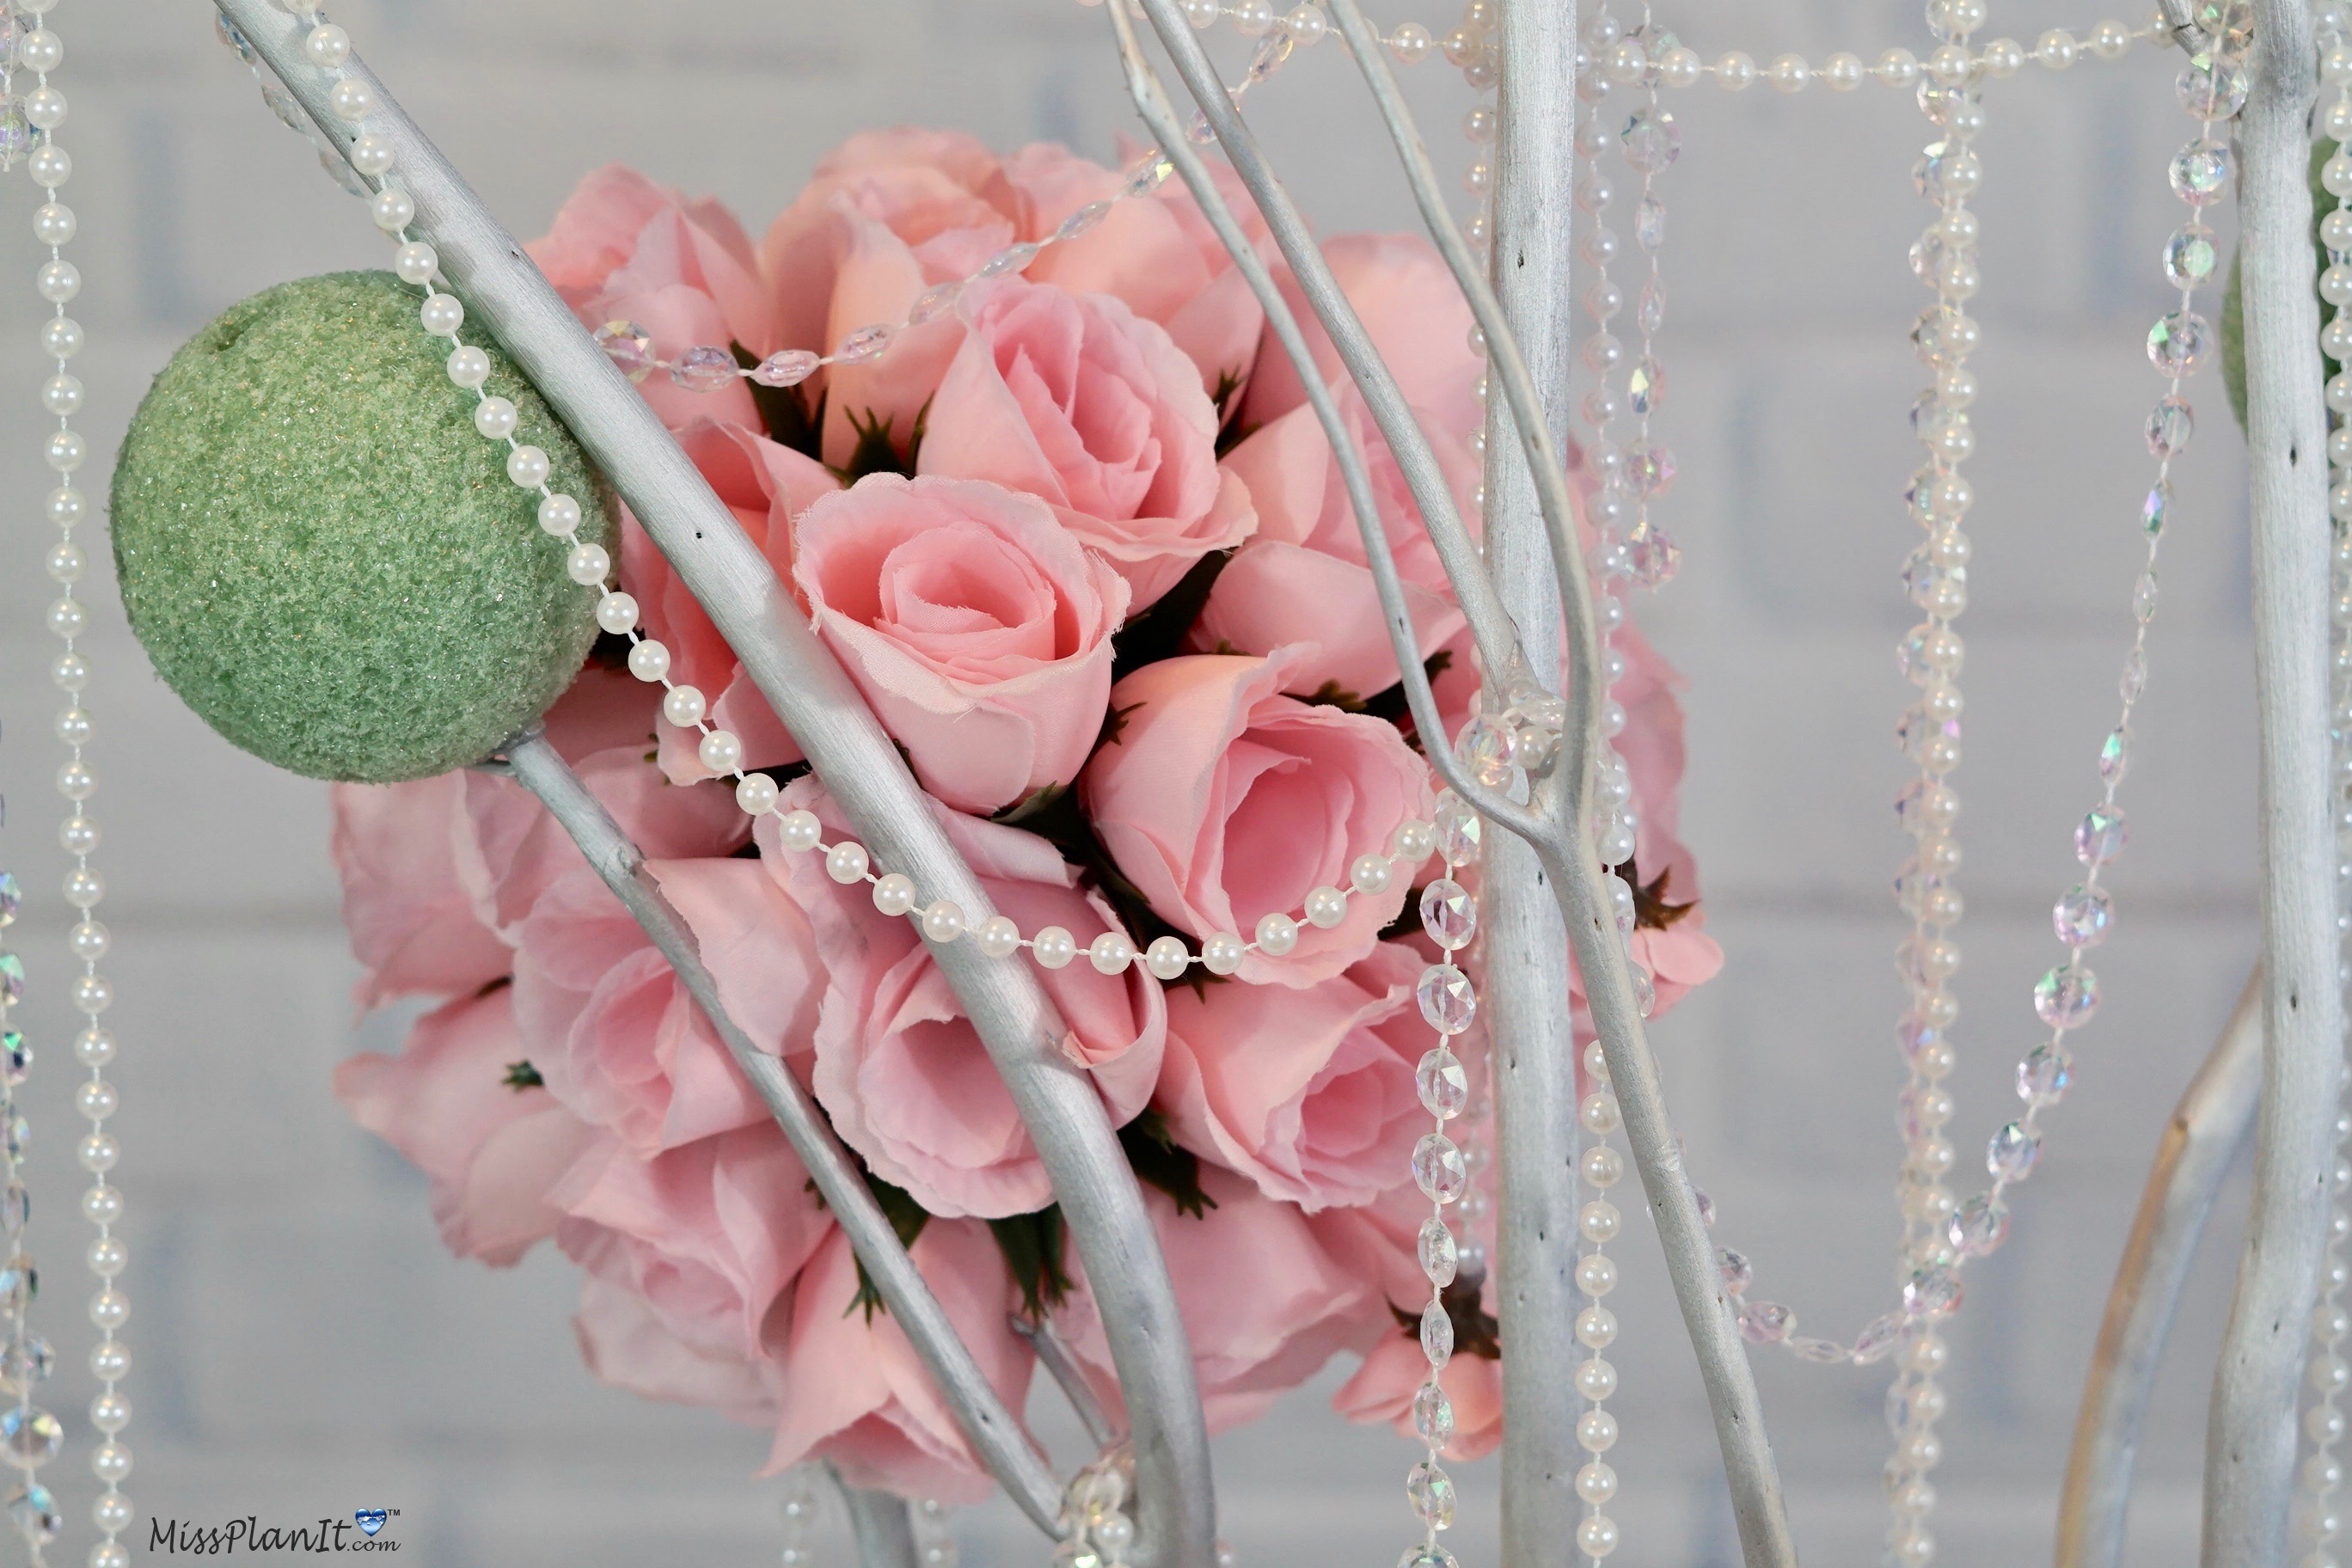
[0,1407,58,1467]
[1418,1216,1460,1286]
[0,1188,25,1240]
[2054,884,2113,946]
[2075,805,2128,865]
[1454,715,1518,788]
[1988,1120,2043,1180]
[2098,726,2133,785]
[1740,1302,1795,1344]
[1627,519,1681,587]
[1421,1300,1455,1367]
[1399,1547,1459,1568]
[1406,1461,1457,1528]
[1056,201,1116,243]
[594,320,656,381]
[7,1483,57,1544]
[1122,156,1173,198]
[2120,647,2149,703]
[261,81,307,132]
[1626,442,1676,496]
[1902,1266,1962,1319]
[1418,965,1477,1036]
[2018,1043,2073,1105]
[2163,226,2218,290]
[836,323,897,364]
[2145,395,2194,458]
[2147,310,2210,377]
[1417,1048,1469,1120]
[1434,792,1483,866]
[1413,1381,1456,1447]
[0,952,20,1007]
[2134,572,2160,623]
[0,1032,24,1087]
[670,345,738,393]
[1413,1133,1469,1204]
[2034,965,2100,1028]
[2167,141,2233,205]
[1634,194,1665,251]
[1912,141,1981,202]
[1853,1312,1911,1363]
[1717,1248,1754,1295]
[1638,280,1666,336]
[0,99,28,172]
[0,1336,52,1393]
[750,349,822,388]
[1620,107,1681,172]
[977,242,1043,279]
[1627,358,1663,416]
[1787,1336,1849,1364]
[0,872,16,927]
[1420,879,1477,950]
[1950,1192,2010,1257]
[2142,481,2171,537]
[2177,51,2249,118]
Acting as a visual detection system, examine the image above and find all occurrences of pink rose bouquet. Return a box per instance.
[331,128,1719,1495]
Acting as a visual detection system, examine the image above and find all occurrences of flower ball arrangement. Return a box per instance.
[330,131,1721,1496]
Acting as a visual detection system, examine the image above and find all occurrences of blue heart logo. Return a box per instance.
[355,1510,388,1537]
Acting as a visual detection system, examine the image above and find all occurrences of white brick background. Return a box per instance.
[0,0,2272,1563]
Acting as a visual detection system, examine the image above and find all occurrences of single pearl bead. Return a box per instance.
[304,21,352,65]
[697,729,743,775]
[88,1338,128,1379]
[46,540,83,580]
[538,492,582,536]
[1089,931,1136,975]
[1576,1461,1618,1505]
[1577,1408,1619,1451]
[420,292,465,336]
[40,315,80,358]
[89,1440,131,1483]
[872,873,917,917]
[507,444,551,488]
[472,395,517,438]
[1391,819,1436,862]
[78,1133,118,1173]
[974,915,1022,959]
[825,842,870,885]
[1201,932,1246,976]
[1577,1516,1620,1559]
[734,773,779,817]
[567,543,610,586]
[1032,926,1077,970]
[1144,935,1190,980]
[37,260,78,302]
[41,371,82,414]
[921,900,966,944]
[596,591,639,634]
[69,921,107,961]
[1303,885,1349,928]
[662,685,707,726]
[2037,28,2077,68]
[32,200,73,245]
[1575,1357,1619,1401]
[1767,52,1809,90]
[329,76,376,121]
[1716,50,1755,89]
[351,134,397,177]
[59,815,97,854]
[626,639,671,682]
[24,88,64,130]
[83,1185,123,1225]
[1822,51,1864,89]
[15,29,61,71]
[370,187,414,232]
[1348,854,1393,896]
[1255,912,1299,955]
[777,810,824,854]
[446,346,491,388]
[392,237,437,284]
[84,1231,123,1273]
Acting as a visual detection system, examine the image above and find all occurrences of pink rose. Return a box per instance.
[334,984,597,1266]
[760,130,1021,469]
[1006,139,1268,397]
[794,475,1129,815]
[1054,1167,1379,1433]
[917,279,1255,610]
[767,1220,1037,1499]
[1156,941,1430,1210]
[618,420,839,783]
[1334,1333,1504,1462]
[573,1272,774,1423]
[558,1124,831,1402]
[1080,651,1432,985]
[330,771,511,1009]
[531,165,777,432]
[511,856,823,1154]
[763,781,1165,1219]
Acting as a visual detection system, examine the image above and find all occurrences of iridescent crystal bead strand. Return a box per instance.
[1596,3,1681,588]
[17,2,128,1558]
[0,774,49,1560]
[1400,788,1479,1568]
[2300,3,2352,1554]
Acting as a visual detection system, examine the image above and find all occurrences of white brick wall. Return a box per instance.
[0,0,2269,1562]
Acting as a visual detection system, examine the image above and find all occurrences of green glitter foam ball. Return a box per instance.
[110,271,614,783]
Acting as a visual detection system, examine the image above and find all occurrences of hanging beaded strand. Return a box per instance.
[2300,1,2352,1555]
[1597,0,1681,586]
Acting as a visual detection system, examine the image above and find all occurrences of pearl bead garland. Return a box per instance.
[6,0,129,1558]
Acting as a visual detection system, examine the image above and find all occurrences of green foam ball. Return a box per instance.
[110,271,615,783]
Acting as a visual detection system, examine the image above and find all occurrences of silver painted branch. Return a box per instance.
[1101,0,1541,842]
[2059,969,2263,1568]
[211,5,1215,1560]
[1013,1314,1122,1449]
[833,1471,922,1568]
[1481,3,1587,1565]
[2157,0,2216,54]
[494,733,1062,1532]
[2206,3,2339,1563]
